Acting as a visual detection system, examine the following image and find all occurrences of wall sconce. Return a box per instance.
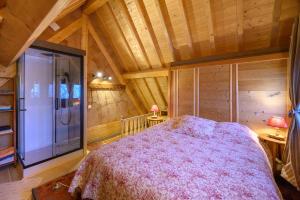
[93,72,112,81]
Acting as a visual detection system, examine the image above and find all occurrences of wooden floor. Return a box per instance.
[0,138,114,200]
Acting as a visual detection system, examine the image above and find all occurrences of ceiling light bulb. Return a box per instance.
[108,76,112,80]
[96,72,103,78]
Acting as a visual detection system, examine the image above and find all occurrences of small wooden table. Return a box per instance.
[258,133,286,173]
[147,116,165,127]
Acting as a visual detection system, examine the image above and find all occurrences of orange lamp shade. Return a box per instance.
[151,105,159,112]
[267,116,288,128]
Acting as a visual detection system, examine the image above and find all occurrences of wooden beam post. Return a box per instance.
[48,17,83,43]
[81,14,88,155]
[83,0,108,15]
[123,68,169,79]
[87,18,145,114]
[55,0,87,22]
[0,0,72,66]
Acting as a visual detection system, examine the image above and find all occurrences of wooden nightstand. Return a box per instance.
[258,133,286,173]
[147,116,166,127]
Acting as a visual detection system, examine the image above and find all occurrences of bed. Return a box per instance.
[69,115,282,200]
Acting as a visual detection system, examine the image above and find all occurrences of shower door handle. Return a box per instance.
[55,98,59,110]
[18,98,27,112]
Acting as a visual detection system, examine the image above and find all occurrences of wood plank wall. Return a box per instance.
[170,59,288,134]
[238,59,287,135]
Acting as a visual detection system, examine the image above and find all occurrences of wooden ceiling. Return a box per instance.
[29,0,300,113]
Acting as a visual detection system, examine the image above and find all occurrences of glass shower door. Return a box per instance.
[18,48,54,166]
[55,54,82,155]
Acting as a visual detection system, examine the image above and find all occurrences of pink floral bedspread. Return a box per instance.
[69,116,281,200]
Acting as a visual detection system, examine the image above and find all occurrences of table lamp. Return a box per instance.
[151,105,159,118]
[267,116,288,140]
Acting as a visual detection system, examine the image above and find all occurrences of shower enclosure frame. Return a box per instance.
[16,40,85,169]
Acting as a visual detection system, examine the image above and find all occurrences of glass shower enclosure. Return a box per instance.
[17,42,84,167]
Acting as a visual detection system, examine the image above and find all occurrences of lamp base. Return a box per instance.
[151,115,158,119]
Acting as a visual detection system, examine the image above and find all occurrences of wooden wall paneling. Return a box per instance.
[129,80,150,110]
[168,69,172,117]
[198,65,231,121]
[87,120,121,143]
[156,77,168,107]
[0,63,16,88]
[87,18,146,114]
[171,70,179,117]
[177,68,195,116]
[0,0,72,66]
[47,17,83,43]
[230,64,239,122]
[238,59,287,134]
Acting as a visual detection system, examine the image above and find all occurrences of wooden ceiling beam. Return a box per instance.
[123,68,169,79]
[87,18,145,114]
[270,0,283,47]
[47,17,83,43]
[205,0,216,54]
[0,0,72,66]
[171,48,289,69]
[157,0,180,60]
[83,0,108,15]
[100,4,155,111]
[135,0,166,67]
[116,0,167,107]
[236,0,244,51]
[55,0,87,22]
[179,0,195,57]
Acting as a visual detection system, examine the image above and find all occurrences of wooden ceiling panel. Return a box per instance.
[125,0,162,68]
[95,6,137,72]
[143,0,175,64]
[39,8,82,41]
[164,0,194,60]
[109,0,149,70]
[33,0,300,114]
[60,28,82,49]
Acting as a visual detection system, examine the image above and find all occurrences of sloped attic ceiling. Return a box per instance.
[31,0,300,114]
